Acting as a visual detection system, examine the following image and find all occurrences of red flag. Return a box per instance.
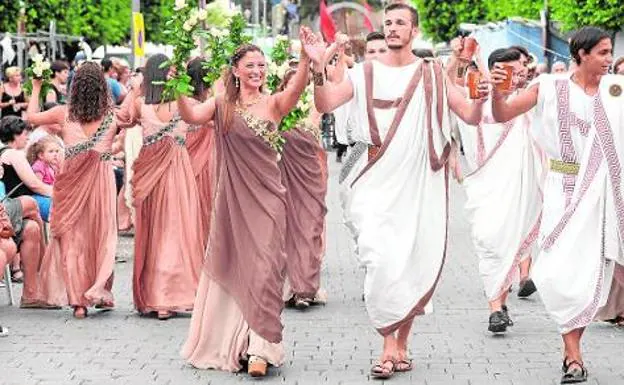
[320,0,336,43]
[363,1,374,32]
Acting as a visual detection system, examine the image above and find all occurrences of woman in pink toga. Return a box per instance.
[23,62,118,319]
[118,54,203,321]
[185,57,215,248]
[177,36,312,378]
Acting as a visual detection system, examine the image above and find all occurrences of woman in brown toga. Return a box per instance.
[276,70,328,309]
[178,35,312,377]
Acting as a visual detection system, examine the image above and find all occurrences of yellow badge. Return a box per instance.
[609,84,622,97]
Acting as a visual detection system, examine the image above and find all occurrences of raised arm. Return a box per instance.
[178,96,216,126]
[271,45,311,119]
[446,73,488,125]
[24,79,65,134]
[301,27,353,114]
[490,65,539,122]
[4,151,53,197]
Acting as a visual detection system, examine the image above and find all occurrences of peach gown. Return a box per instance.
[181,101,286,371]
[23,113,118,308]
[186,122,215,249]
[131,103,203,314]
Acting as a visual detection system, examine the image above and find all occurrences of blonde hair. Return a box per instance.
[4,67,20,79]
[27,135,62,165]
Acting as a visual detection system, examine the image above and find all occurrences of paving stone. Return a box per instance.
[0,158,623,384]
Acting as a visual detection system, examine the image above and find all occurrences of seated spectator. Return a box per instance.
[0,202,17,337]
[0,116,53,222]
[27,135,61,186]
[26,136,61,222]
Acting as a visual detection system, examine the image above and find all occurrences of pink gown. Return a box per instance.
[279,125,328,300]
[186,122,215,248]
[131,103,203,314]
[23,113,118,307]
[181,100,286,371]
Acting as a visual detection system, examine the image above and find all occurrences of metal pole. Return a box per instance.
[543,0,551,69]
[130,0,140,69]
[252,0,260,26]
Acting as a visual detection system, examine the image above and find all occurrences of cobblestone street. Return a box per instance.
[1,159,623,385]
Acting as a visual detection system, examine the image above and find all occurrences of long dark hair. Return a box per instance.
[222,44,265,129]
[187,57,210,102]
[68,61,112,124]
[143,53,171,105]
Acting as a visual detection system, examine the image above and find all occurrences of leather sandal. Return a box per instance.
[371,359,395,379]
[560,360,588,384]
[395,358,413,372]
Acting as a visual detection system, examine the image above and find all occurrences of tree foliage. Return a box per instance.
[483,0,542,21]
[0,0,131,46]
[411,0,487,43]
[550,0,624,33]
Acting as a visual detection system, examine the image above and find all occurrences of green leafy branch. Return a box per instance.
[159,3,207,100]
[200,13,252,88]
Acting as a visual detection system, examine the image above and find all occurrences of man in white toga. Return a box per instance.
[302,3,488,379]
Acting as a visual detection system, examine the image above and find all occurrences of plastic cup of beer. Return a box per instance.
[467,70,481,99]
[496,64,514,92]
[460,37,478,61]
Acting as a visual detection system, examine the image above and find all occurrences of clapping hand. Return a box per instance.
[300,26,327,67]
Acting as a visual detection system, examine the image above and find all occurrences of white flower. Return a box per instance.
[197,8,208,21]
[183,20,194,32]
[276,34,288,42]
[277,62,290,78]
[32,53,44,63]
[290,40,302,54]
[40,61,50,71]
[269,61,279,76]
[174,0,187,11]
[33,67,43,78]
[296,99,306,110]
[209,28,227,39]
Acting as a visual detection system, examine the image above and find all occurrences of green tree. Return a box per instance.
[550,0,624,33]
[0,0,131,46]
[483,0,543,21]
[144,0,176,44]
[411,0,487,43]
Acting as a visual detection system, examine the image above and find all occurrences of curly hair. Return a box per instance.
[68,61,112,124]
[26,135,62,165]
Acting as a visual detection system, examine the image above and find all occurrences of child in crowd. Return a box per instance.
[26,135,61,221]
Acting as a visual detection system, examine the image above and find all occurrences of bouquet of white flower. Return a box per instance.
[24,54,53,102]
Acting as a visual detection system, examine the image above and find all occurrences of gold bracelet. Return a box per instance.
[312,70,324,86]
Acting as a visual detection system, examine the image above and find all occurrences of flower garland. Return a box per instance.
[24,54,53,103]
[200,13,252,88]
[159,0,207,100]
[266,36,313,132]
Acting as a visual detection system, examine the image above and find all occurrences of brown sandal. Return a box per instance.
[371,359,395,379]
[395,358,413,372]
